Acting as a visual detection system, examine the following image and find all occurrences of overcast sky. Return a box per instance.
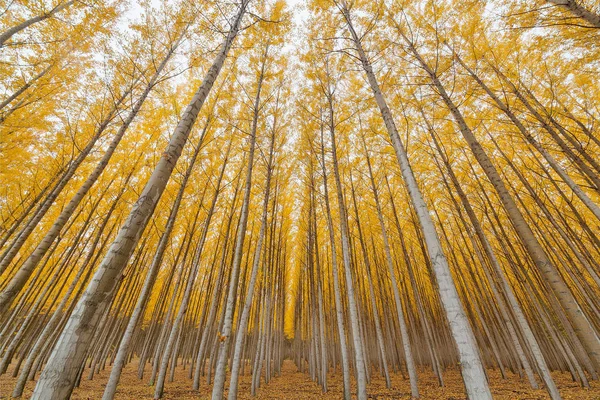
[127,0,309,24]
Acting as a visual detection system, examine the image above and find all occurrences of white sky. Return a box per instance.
[126,0,309,24]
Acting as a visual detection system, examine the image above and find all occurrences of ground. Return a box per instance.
[1,360,599,399]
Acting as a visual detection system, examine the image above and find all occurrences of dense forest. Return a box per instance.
[0,0,599,399]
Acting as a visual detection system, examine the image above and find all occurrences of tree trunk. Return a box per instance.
[29,3,249,397]
[210,20,262,397]
[0,36,181,312]
[154,138,230,399]
[421,103,561,397]
[228,94,276,399]
[318,124,352,400]
[325,87,368,400]
[102,117,209,400]
[403,35,600,371]
[0,0,76,47]
[0,85,131,286]
[547,0,600,27]
[362,137,419,397]
[349,174,392,389]
[451,49,600,221]
[340,5,492,398]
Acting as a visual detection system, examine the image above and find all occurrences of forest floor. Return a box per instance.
[1,359,600,399]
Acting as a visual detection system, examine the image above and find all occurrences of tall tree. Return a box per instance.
[29,2,251,398]
[327,1,493,398]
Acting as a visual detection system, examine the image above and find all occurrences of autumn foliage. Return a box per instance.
[0,0,600,399]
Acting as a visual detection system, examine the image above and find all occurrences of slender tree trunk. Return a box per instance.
[0,64,53,112]
[547,0,600,27]
[404,35,600,371]
[319,123,352,400]
[362,137,419,397]
[192,169,242,390]
[0,84,131,284]
[0,172,62,254]
[0,0,76,47]
[494,68,600,192]
[325,90,368,399]
[450,50,600,221]
[102,118,209,400]
[154,139,230,399]
[29,3,249,397]
[339,5,492,398]
[228,99,276,400]
[421,104,561,397]
[349,175,391,389]
[0,37,181,311]
[210,23,262,397]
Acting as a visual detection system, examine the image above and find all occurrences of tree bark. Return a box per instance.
[402,31,600,372]
[325,83,368,400]
[0,85,131,285]
[0,36,181,312]
[210,17,262,396]
[340,4,492,398]
[318,123,352,400]
[451,49,600,221]
[228,90,277,400]
[29,2,249,397]
[0,1,76,47]
[154,137,230,399]
[547,0,600,27]
[362,137,419,397]
[102,117,209,400]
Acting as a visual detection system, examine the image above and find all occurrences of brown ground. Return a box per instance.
[1,360,599,399]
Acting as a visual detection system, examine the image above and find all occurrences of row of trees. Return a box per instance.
[289,1,599,399]
[0,0,599,399]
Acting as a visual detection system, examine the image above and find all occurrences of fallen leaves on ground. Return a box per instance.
[1,360,599,399]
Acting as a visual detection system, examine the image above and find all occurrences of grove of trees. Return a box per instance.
[0,0,599,399]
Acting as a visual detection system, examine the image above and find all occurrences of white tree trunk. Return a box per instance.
[29,2,248,397]
[154,140,229,399]
[339,5,493,398]
[210,22,262,397]
[547,0,600,27]
[406,37,600,372]
[227,110,276,400]
[327,100,368,400]
[363,139,419,398]
[0,0,75,47]
[319,127,352,400]
[0,37,180,312]
[102,117,208,400]
[0,86,131,285]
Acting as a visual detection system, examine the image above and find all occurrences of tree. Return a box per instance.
[29,2,251,398]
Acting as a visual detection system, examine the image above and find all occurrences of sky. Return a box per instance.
[126,0,309,24]
[121,0,311,99]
